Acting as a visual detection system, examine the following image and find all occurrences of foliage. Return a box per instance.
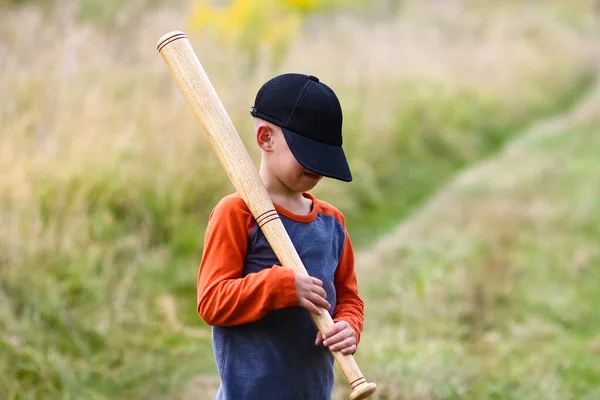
[0,0,598,398]
[189,0,369,72]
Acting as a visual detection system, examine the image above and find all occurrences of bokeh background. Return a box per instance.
[1,0,599,399]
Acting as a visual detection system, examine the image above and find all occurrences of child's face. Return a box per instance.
[257,122,322,193]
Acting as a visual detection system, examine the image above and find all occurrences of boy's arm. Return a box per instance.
[197,196,297,326]
[333,230,365,344]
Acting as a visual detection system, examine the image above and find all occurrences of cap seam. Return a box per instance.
[315,84,344,146]
[284,80,313,127]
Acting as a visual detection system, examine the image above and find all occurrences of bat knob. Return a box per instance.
[349,381,377,400]
[157,31,187,52]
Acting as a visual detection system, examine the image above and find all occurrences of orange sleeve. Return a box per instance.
[197,195,298,326]
[330,215,365,345]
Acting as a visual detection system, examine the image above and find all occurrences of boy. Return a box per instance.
[197,73,365,400]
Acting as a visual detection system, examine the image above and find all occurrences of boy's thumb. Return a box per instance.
[315,331,323,345]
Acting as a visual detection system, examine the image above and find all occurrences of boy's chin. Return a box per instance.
[303,170,322,180]
[293,179,320,193]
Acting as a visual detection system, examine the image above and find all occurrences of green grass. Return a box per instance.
[341,72,596,246]
[346,111,600,399]
[0,1,599,399]
[3,74,596,400]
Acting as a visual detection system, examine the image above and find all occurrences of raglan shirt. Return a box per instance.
[197,192,364,400]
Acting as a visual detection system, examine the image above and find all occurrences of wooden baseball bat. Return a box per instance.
[156,31,376,400]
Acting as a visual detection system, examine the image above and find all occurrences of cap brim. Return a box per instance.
[281,128,352,182]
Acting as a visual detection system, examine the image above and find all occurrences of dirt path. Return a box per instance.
[355,69,600,271]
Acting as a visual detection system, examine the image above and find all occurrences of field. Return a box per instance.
[348,75,600,400]
[1,0,599,399]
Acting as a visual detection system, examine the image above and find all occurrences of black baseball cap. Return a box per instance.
[250,73,352,182]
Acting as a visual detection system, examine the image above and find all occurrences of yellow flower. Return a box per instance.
[188,0,362,70]
[285,0,321,12]
[262,13,302,46]
[190,0,303,46]
[189,1,219,29]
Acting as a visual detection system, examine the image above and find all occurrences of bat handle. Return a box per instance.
[261,222,377,399]
[313,309,377,399]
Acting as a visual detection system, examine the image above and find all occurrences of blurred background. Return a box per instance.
[1,0,599,399]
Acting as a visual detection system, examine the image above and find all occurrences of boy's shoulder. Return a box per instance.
[313,196,347,226]
[207,193,257,236]
[210,192,252,219]
[214,192,247,209]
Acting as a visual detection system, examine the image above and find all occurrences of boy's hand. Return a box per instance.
[295,273,330,315]
[315,321,356,355]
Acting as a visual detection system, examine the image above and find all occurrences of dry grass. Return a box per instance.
[0,0,599,398]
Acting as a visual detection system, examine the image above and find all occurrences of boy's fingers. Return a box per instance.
[341,345,357,355]
[312,285,327,299]
[323,322,345,340]
[309,293,330,310]
[300,299,321,315]
[328,337,355,352]
[322,327,352,346]
[311,277,323,287]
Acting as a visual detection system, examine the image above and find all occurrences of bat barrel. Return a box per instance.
[157,31,376,399]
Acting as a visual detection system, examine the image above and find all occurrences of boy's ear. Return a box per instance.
[256,123,274,152]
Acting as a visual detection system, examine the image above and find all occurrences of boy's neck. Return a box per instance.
[259,165,312,215]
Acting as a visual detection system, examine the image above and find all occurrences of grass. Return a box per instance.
[0,0,599,398]
[340,72,595,244]
[344,88,600,399]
